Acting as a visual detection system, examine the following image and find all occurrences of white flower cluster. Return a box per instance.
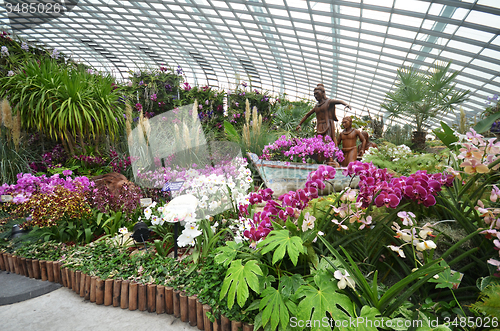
[176,162,253,219]
[362,144,412,163]
[387,212,437,259]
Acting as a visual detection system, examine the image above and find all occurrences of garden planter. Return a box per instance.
[213,317,220,331]
[46,261,54,282]
[196,299,204,330]
[80,273,86,297]
[84,274,91,300]
[156,285,165,314]
[32,259,40,279]
[188,296,198,326]
[203,305,212,331]
[147,284,156,313]
[138,284,147,311]
[90,276,97,302]
[26,258,33,278]
[221,315,230,331]
[70,269,76,290]
[65,268,72,289]
[75,271,81,294]
[54,262,61,284]
[173,290,181,317]
[104,279,113,306]
[13,255,20,274]
[113,279,121,306]
[243,323,254,331]
[120,280,129,309]
[165,287,174,314]
[231,321,242,331]
[0,253,4,271]
[180,292,188,322]
[129,281,138,310]
[248,152,358,197]
[21,257,28,276]
[2,253,8,272]
[40,260,47,281]
[96,278,105,305]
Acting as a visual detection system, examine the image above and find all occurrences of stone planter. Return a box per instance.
[248,152,358,197]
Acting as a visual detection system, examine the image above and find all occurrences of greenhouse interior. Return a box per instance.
[0,0,500,330]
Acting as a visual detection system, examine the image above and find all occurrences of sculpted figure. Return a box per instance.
[358,131,378,155]
[337,116,366,167]
[296,83,351,145]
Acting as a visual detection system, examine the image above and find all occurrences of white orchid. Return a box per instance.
[334,270,355,289]
[301,212,316,232]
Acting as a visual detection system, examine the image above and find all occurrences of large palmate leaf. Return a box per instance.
[296,271,353,331]
[335,306,383,331]
[258,287,296,331]
[219,259,263,309]
[215,241,242,267]
[258,229,305,266]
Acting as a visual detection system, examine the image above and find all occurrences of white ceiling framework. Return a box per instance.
[1,0,500,127]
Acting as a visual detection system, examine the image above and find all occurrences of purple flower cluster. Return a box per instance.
[344,161,454,209]
[87,183,142,216]
[261,135,344,163]
[239,165,336,242]
[73,154,107,167]
[0,172,94,203]
[109,149,132,175]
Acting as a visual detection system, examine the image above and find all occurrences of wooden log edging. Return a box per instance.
[0,253,253,331]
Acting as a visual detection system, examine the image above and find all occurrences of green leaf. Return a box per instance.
[224,120,240,142]
[296,271,353,330]
[432,121,458,149]
[428,262,462,290]
[258,229,305,266]
[215,241,241,267]
[259,287,294,331]
[335,306,383,331]
[474,112,500,133]
[280,274,305,300]
[219,259,263,309]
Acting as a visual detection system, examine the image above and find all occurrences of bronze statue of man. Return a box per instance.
[296,83,351,145]
[337,116,366,167]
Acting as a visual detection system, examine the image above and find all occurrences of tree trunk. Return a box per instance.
[412,131,426,151]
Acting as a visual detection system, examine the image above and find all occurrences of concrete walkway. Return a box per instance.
[0,270,198,331]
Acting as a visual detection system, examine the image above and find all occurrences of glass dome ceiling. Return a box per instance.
[1,0,499,126]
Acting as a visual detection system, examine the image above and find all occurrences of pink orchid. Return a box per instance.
[492,185,500,203]
[460,158,489,174]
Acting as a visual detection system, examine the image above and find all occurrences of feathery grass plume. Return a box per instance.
[252,106,261,137]
[137,110,146,146]
[183,122,191,150]
[192,100,198,124]
[0,99,3,126]
[12,114,21,151]
[125,103,133,138]
[1,99,12,129]
[245,99,251,125]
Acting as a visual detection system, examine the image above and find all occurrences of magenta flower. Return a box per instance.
[375,191,400,208]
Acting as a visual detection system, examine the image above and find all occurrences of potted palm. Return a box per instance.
[381,62,469,150]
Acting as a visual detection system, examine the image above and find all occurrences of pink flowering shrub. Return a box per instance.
[87,183,142,216]
[260,135,344,164]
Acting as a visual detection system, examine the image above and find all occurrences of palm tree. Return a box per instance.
[381,61,469,150]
